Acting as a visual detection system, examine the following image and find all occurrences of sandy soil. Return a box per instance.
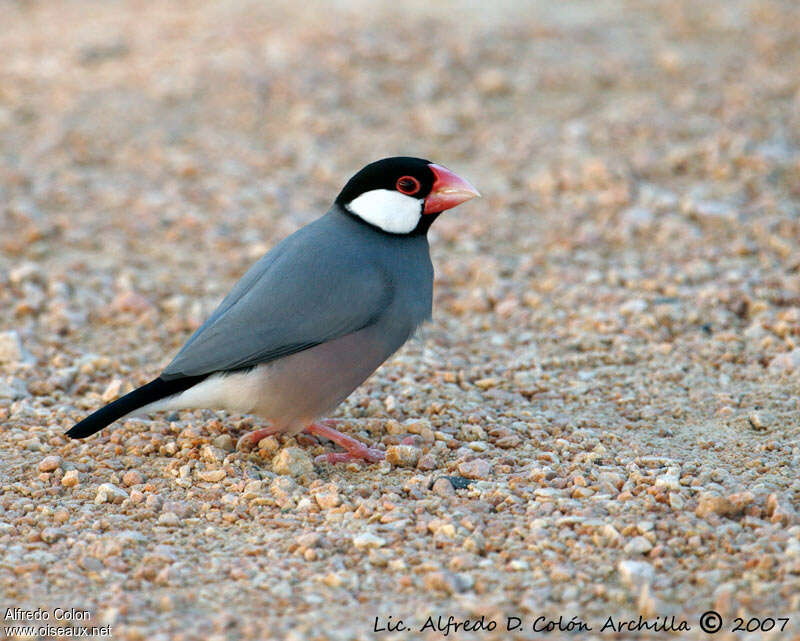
[2,1,800,639]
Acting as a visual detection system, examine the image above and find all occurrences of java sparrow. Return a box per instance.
[67,157,480,464]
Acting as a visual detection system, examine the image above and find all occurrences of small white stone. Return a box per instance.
[655,473,680,490]
[38,455,62,472]
[668,493,685,509]
[101,378,123,402]
[198,469,226,483]
[158,512,180,526]
[785,540,800,558]
[618,560,654,588]
[9,262,43,284]
[352,532,386,549]
[272,447,313,476]
[624,536,653,555]
[0,377,27,400]
[242,480,263,499]
[769,348,800,373]
[748,411,773,431]
[620,299,647,315]
[313,486,341,509]
[0,331,29,365]
[95,483,128,505]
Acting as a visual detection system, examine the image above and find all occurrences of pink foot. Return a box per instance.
[306,420,385,465]
[236,425,282,450]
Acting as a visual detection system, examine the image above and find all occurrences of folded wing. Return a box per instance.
[162,227,392,379]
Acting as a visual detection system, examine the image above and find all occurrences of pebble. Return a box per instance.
[257,436,280,454]
[767,494,797,525]
[786,540,800,558]
[61,470,80,487]
[95,483,128,505]
[213,434,235,452]
[270,476,298,507]
[9,261,43,284]
[0,377,28,400]
[457,459,492,479]
[322,573,344,588]
[459,425,487,441]
[352,532,386,549]
[162,501,193,518]
[0,331,27,364]
[417,453,438,471]
[748,412,773,431]
[198,469,226,483]
[432,477,456,497]
[599,472,624,490]
[405,419,435,442]
[618,560,654,588]
[101,378,123,402]
[685,199,736,221]
[122,470,143,486]
[476,68,512,95]
[655,472,680,491]
[21,437,42,451]
[158,512,180,527]
[668,493,685,509]
[242,480,263,499]
[201,445,226,464]
[40,527,66,544]
[423,570,474,594]
[313,486,340,509]
[385,445,420,467]
[769,349,800,373]
[620,299,648,315]
[38,455,62,472]
[272,447,313,476]
[695,492,736,518]
[624,536,654,555]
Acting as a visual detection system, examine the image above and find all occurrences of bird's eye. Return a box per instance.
[396,176,420,195]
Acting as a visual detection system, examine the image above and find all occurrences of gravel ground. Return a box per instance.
[2,1,800,639]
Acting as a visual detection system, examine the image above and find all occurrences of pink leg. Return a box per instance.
[306,420,385,465]
[236,425,283,450]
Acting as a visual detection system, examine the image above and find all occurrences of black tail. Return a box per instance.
[66,375,207,439]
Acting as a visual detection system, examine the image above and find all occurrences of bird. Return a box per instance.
[67,157,479,464]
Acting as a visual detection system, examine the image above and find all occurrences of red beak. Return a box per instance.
[423,164,480,215]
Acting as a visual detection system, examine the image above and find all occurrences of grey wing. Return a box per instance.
[162,240,392,379]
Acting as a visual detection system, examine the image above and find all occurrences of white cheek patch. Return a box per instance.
[345,189,423,234]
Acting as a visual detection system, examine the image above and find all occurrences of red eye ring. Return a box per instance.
[396,176,421,195]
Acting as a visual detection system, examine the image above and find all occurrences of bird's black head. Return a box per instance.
[335,156,479,235]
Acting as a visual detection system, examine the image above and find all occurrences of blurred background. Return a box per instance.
[3,0,798,361]
[2,1,800,639]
